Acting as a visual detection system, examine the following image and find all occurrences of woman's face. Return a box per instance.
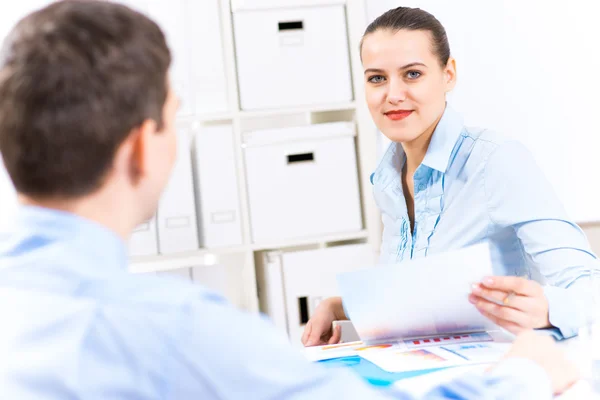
[361,29,456,144]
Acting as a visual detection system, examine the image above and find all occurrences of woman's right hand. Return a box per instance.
[301,296,348,347]
[500,331,579,395]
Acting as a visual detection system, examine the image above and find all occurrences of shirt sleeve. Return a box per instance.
[165,290,552,399]
[483,140,599,338]
[167,292,409,400]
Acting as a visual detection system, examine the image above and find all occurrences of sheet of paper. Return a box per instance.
[360,341,512,373]
[303,340,407,362]
[337,243,498,343]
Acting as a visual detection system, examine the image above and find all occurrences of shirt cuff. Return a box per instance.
[544,285,584,340]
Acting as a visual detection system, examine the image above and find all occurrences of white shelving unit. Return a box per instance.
[0,0,383,313]
[128,0,382,313]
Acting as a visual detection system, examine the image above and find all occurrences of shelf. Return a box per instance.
[250,230,369,251]
[199,113,235,122]
[129,245,245,274]
[174,103,357,124]
[177,112,235,123]
[128,230,369,274]
[237,102,357,119]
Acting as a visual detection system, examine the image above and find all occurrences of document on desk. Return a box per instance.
[360,341,512,373]
[331,243,510,372]
[303,331,506,363]
[303,340,407,362]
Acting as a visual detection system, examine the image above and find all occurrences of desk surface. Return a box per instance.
[319,335,599,399]
[319,355,447,387]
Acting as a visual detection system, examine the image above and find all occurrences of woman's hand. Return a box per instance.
[500,331,579,395]
[469,276,551,334]
[301,297,347,347]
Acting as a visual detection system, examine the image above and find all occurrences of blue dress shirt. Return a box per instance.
[372,105,600,339]
[0,206,553,399]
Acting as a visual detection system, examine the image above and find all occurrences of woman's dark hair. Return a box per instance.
[361,7,451,67]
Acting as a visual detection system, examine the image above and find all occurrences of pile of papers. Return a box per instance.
[304,332,511,372]
[304,244,514,373]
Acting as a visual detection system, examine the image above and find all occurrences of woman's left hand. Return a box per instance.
[469,276,552,334]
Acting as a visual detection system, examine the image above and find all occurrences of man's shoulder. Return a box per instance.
[109,272,227,313]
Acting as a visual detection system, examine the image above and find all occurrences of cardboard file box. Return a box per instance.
[157,122,199,254]
[233,5,353,110]
[243,122,363,243]
[192,124,244,248]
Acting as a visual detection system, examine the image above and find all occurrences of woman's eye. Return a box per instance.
[407,71,422,79]
[368,75,385,84]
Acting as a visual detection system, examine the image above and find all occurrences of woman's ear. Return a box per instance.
[444,57,457,93]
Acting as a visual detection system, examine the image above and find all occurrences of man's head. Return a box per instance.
[0,0,178,233]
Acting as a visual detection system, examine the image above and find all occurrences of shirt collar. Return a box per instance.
[1,205,128,273]
[421,105,464,173]
[371,105,464,187]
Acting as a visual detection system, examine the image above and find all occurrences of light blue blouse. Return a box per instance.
[372,105,599,339]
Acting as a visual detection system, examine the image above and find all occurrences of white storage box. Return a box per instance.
[243,122,363,243]
[233,5,353,110]
[256,244,376,346]
[119,0,229,116]
[157,122,199,254]
[231,0,344,12]
[192,124,244,248]
[129,216,159,256]
[188,0,230,115]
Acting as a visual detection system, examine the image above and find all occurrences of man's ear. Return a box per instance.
[120,119,158,185]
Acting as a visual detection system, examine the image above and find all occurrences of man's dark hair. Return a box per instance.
[0,0,171,198]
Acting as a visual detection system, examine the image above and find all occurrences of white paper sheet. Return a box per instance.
[337,243,498,343]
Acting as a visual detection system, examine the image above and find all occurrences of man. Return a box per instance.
[0,1,578,399]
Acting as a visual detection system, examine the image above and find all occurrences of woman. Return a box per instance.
[302,6,598,346]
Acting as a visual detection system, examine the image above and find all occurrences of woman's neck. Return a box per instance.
[402,131,432,177]
[402,112,445,177]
